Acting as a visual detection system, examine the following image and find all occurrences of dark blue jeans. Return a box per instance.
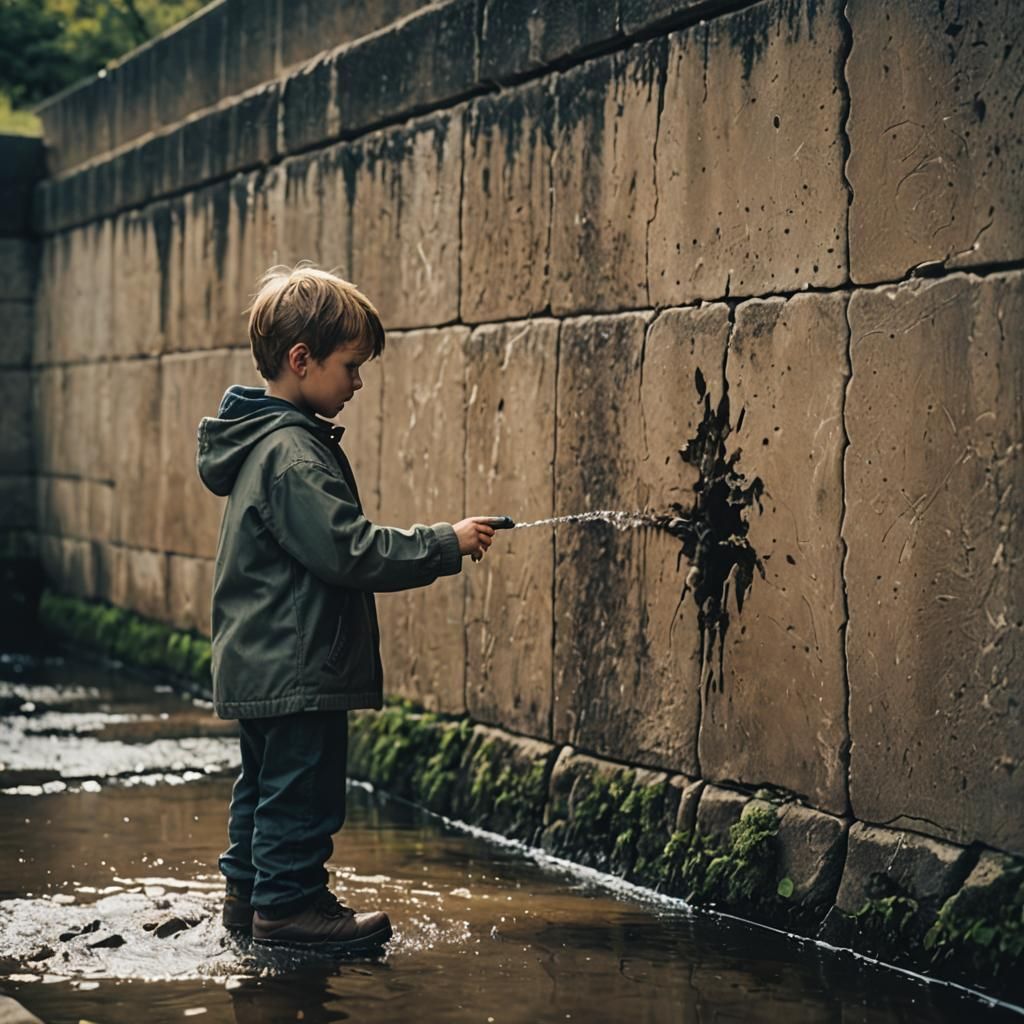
[219,710,348,919]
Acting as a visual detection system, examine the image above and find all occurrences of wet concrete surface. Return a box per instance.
[0,654,1020,1023]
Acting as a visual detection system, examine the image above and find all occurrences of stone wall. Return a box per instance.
[0,135,44,647]
[16,0,1023,860]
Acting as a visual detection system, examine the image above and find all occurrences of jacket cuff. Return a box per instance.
[431,522,462,577]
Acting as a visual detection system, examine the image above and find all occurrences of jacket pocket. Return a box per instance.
[325,616,346,670]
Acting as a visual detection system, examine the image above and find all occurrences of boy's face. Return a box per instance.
[300,337,374,418]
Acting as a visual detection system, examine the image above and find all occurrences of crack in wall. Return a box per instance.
[837,0,855,818]
[542,76,558,316]
[548,321,561,743]
[643,42,668,309]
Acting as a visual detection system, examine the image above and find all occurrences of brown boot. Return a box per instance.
[222,889,254,933]
[252,889,392,955]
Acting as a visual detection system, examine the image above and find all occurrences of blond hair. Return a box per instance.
[247,263,385,380]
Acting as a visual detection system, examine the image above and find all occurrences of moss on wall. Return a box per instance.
[659,805,782,915]
[39,591,212,688]
[347,705,475,817]
[924,859,1024,988]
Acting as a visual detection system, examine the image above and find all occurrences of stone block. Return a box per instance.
[540,747,666,870]
[181,111,229,190]
[347,112,463,328]
[35,478,112,542]
[377,327,469,712]
[772,801,847,921]
[0,477,34,529]
[37,74,115,175]
[0,136,44,238]
[316,142,356,276]
[0,239,37,301]
[31,362,112,481]
[931,850,1024,979]
[844,272,1024,853]
[671,775,704,834]
[159,349,257,558]
[828,822,972,942]
[110,359,163,550]
[0,370,32,473]
[694,784,749,845]
[335,352,383,521]
[224,0,279,97]
[648,0,847,307]
[453,724,558,841]
[550,41,661,314]
[461,82,553,323]
[699,293,850,815]
[0,302,33,368]
[112,204,182,358]
[37,222,114,365]
[554,311,709,775]
[180,183,243,352]
[230,170,284,326]
[282,56,339,155]
[480,0,619,81]
[167,555,215,636]
[542,745,583,827]
[228,85,279,173]
[336,0,477,133]
[281,0,429,70]
[153,5,226,129]
[847,0,1024,282]
[112,42,156,151]
[39,535,102,601]
[277,155,324,268]
[108,546,169,623]
[464,320,558,737]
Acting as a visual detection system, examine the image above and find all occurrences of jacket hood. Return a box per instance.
[196,385,342,496]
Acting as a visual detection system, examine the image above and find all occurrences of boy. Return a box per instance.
[196,264,496,954]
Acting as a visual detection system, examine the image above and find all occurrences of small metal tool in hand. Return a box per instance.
[472,516,515,561]
[484,516,516,530]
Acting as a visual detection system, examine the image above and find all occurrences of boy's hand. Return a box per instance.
[453,518,497,562]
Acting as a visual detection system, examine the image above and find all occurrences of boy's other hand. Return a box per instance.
[453,518,497,562]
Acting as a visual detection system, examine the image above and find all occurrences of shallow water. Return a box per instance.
[0,655,1020,1024]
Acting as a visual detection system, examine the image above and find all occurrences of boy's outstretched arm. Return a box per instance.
[262,458,496,592]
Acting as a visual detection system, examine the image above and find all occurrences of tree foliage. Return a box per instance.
[0,0,206,109]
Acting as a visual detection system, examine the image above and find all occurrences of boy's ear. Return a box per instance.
[287,341,312,377]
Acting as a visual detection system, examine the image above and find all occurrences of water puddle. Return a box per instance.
[1,656,1020,1023]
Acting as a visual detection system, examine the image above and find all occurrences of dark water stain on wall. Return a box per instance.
[727,0,821,81]
[655,369,765,698]
[151,202,175,334]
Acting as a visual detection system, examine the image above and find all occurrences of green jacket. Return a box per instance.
[196,386,461,719]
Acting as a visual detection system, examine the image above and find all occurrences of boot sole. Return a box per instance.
[252,922,392,957]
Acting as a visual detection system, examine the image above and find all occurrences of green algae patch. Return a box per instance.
[39,591,212,689]
[348,707,474,816]
[924,853,1024,993]
[546,763,637,869]
[540,755,679,887]
[849,894,921,954]
[460,736,553,843]
[660,805,781,915]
